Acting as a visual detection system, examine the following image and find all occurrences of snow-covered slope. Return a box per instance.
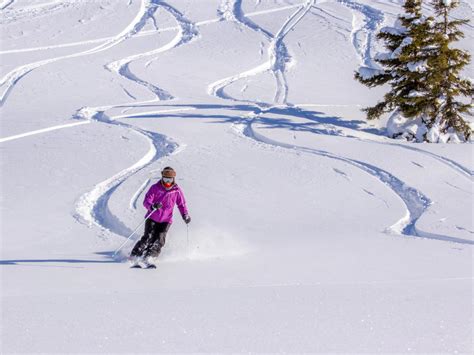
[1,0,472,353]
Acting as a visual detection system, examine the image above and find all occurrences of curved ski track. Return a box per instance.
[290,106,473,181]
[0,1,305,104]
[72,108,196,236]
[105,1,199,101]
[209,0,315,105]
[0,4,305,56]
[0,0,153,107]
[73,107,179,238]
[337,0,384,70]
[129,178,151,211]
[0,1,314,106]
[234,116,473,245]
[208,0,383,104]
[0,120,90,143]
[387,143,473,181]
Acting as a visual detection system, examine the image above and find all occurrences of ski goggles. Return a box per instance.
[162,177,174,184]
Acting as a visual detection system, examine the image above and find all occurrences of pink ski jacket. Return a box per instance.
[143,181,188,223]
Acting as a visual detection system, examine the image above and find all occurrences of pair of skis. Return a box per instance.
[131,263,156,269]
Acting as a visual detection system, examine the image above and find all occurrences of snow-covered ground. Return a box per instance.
[1,0,473,353]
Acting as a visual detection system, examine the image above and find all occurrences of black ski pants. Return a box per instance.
[130,219,171,258]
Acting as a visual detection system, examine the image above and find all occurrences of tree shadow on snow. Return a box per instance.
[0,252,120,267]
[118,103,385,137]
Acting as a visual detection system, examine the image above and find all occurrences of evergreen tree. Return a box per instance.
[355,1,433,119]
[355,0,473,142]
[425,0,473,142]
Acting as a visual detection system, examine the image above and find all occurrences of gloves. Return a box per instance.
[182,214,191,224]
[151,202,162,210]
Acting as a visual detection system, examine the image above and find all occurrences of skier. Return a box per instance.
[129,167,191,268]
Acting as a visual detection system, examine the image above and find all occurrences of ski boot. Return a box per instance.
[140,256,157,269]
[129,256,142,268]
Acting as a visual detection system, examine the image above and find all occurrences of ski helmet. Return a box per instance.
[161,167,176,178]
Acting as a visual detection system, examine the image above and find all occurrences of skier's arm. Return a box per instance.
[176,188,189,217]
[143,185,156,211]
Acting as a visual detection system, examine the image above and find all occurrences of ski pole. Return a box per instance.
[186,224,189,259]
[113,208,156,257]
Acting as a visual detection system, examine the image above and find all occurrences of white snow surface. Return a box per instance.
[1,0,473,353]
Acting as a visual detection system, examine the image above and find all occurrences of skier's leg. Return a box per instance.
[143,222,171,259]
[130,219,155,257]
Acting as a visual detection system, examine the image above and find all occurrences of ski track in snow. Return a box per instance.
[0,1,309,108]
[0,4,303,55]
[336,0,384,70]
[387,143,473,181]
[0,0,155,107]
[129,178,150,211]
[0,120,90,143]
[0,28,179,56]
[112,107,196,120]
[235,116,473,245]
[0,107,195,143]
[271,1,315,104]
[209,0,315,105]
[73,107,179,239]
[208,0,384,104]
[288,105,473,181]
[218,0,273,39]
[0,0,14,10]
[70,107,193,242]
[105,0,199,101]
